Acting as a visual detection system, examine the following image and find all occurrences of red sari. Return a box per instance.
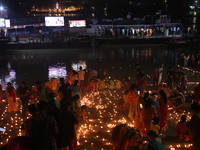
[158,98,168,132]
[142,106,156,136]
[174,121,190,141]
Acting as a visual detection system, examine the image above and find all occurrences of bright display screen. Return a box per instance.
[0,18,5,27]
[5,19,10,28]
[45,17,64,26]
[69,20,86,27]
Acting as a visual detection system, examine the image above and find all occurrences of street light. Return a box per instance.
[0,6,4,10]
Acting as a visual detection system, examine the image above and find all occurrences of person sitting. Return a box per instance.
[71,95,86,122]
[99,78,106,90]
[90,77,100,92]
[145,130,166,150]
[174,115,190,141]
[107,78,115,90]
[122,77,131,89]
[168,88,185,109]
[114,78,122,89]
[150,117,160,135]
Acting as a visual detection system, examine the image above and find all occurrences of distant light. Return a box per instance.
[190,6,195,9]
[0,7,4,10]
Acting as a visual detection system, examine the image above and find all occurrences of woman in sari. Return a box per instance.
[174,115,190,141]
[142,97,156,137]
[157,90,168,133]
[6,82,17,114]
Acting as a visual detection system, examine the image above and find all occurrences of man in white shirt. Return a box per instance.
[78,66,85,92]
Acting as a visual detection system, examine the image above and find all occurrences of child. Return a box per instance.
[151,92,159,116]
[150,117,160,135]
[174,115,190,141]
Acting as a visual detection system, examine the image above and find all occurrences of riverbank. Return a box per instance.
[2,34,200,50]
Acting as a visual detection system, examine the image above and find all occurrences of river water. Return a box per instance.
[1,44,200,90]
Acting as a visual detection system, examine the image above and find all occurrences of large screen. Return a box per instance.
[45,17,64,27]
[69,20,86,28]
[0,18,5,27]
[5,19,10,28]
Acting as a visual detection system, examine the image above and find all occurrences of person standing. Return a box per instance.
[30,101,58,150]
[157,90,168,133]
[128,84,138,120]
[142,99,156,136]
[172,67,182,90]
[23,104,37,137]
[71,80,81,98]
[122,90,129,115]
[197,51,200,66]
[165,66,174,90]
[135,64,143,86]
[47,99,70,150]
[78,66,85,93]
[61,101,79,150]
[0,84,2,105]
[33,81,46,101]
[183,54,190,67]
[18,82,30,120]
[187,103,200,150]
[158,64,164,85]
[180,72,188,94]
[6,82,17,115]
[152,65,161,91]
[194,82,200,105]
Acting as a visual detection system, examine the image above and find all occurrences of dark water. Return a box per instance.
[0,44,200,90]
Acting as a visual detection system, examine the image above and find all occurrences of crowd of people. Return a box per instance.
[117,64,200,150]
[1,80,84,150]
[0,63,200,150]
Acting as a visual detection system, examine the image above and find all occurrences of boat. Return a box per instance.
[167,37,188,45]
[95,37,171,45]
[166,36,200,46]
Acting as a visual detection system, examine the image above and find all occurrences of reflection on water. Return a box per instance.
[32,13,85,17]
[48,63,67,80]
[72,61,87,71]
[0,45,199,88]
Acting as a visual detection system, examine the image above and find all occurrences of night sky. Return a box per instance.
[1,0,191,20]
